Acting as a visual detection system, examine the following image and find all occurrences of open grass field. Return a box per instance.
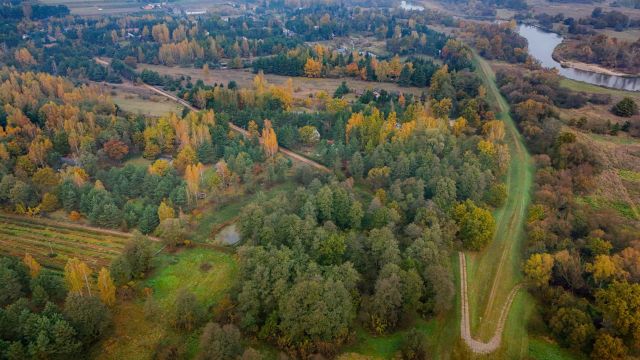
[137,63,426,98]
[95,247,238,359]
[0,213,131,271]
[110,92,181,117]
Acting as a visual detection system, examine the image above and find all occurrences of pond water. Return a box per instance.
[517,24,640,92]
[215,224,240,245]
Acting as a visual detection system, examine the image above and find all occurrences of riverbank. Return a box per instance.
[552,42,638,77]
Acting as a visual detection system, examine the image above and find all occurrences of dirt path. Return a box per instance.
[459,252,522,354]
[456,54,533,354]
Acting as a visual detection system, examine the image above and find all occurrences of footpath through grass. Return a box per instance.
[464,54,534,355]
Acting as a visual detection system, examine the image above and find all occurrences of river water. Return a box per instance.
[517,24,640,91]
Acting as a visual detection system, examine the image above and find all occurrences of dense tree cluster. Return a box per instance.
[0,255,112,359]
[496,61,640,359]
[460,21,528,63]
[555,34,640,74]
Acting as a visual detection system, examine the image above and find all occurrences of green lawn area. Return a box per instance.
[147,247,237,309]
[559,79,640,102]
[576,195,637,220]
[123,155,152,168]
[529,338,586,360]
[94,247,237,359]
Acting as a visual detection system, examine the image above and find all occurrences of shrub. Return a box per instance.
[611,97,638,117]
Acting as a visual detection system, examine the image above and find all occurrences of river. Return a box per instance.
[517,24,640,91]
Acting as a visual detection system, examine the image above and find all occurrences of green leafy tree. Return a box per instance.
[611,97,638,117]
[197,322,242,360]
[453,200,495,250]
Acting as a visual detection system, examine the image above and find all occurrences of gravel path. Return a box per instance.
[459,252,522,354]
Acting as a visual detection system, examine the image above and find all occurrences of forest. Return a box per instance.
[1,0,640,359]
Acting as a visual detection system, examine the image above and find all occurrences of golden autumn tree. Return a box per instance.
[452,117,468,137]
[15,48,36,66]
[28,136,53,167]
[185,162,204,204]
[158,199,176,222]
[261,120,278,158]
[64,258,92,296]
[23,253,41,278]
[97,267,116,306]
[152,23,170,44]
[304,58,323,78]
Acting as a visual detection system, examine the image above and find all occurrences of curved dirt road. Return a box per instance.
[459,252,522,354]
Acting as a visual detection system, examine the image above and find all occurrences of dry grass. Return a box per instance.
[571,129,640,220]
[524,0,640,18]
[598,29,640,42]
[137,64,426,98]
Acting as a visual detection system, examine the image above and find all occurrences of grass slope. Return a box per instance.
[467,55,534,349]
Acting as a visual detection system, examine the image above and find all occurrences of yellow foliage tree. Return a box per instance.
[158,200,176,222]
[23,253,41,278]
[174,145,197,174]
[149,159,171,176]
[482,120,506,142]
[64,258,92,296]
[15,48,36,66]
[97,267,116,306]
[452,117,467,137]
[304,58,323,78]
[262,120,278,158]
[523,253,554,287]
[185,162,204,204]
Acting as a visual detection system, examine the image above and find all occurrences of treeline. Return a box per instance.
[534,8,640,34]
[497,64,640,358]
[252,45,442,87]
[0,3,69,20]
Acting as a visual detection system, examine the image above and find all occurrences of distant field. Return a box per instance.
[0,214,130,271]
[137,64,426,98]
[524,0,640,18]
[598,29,640,42]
